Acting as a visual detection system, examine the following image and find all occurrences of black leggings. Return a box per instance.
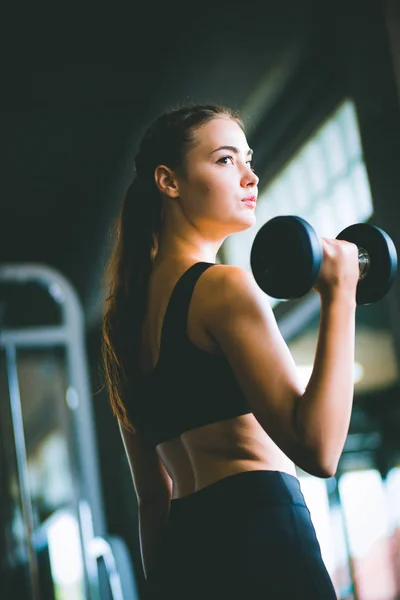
[146,470,337,599]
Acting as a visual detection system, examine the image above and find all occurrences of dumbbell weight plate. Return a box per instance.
[336,223,398,305]
[250,215,323,299]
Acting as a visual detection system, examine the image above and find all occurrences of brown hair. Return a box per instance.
[101,103,244,431]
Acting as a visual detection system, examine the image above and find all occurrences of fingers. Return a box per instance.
[315,238,359,297]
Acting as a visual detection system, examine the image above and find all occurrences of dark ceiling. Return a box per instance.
[2,0,339,329]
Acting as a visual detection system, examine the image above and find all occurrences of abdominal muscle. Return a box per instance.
[156,415,297,499]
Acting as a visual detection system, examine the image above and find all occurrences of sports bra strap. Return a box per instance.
[159,262,215,359]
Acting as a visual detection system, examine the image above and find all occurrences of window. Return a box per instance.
[298,475,335,573]
[339,470,399,598]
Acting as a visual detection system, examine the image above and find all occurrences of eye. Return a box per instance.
[246,160,256,173]
[216,155,256,173]
[217,155,234,165]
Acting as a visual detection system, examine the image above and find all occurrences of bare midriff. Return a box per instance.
[156,413,297,499]
[144,260,297,500]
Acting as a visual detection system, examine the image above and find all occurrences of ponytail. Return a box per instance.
[101,174,162,431]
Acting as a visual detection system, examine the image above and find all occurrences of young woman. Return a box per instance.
[101,103,359,599]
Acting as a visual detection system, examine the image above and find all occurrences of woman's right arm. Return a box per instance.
[204,239,359,478]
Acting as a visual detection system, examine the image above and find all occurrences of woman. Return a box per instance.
[101,103,359,599]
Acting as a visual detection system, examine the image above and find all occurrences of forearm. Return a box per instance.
[138,498,171,579]
[296,292,357,475]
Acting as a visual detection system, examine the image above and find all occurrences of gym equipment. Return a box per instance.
[250,216,398,305]
[337,223,398,304]
[0,264,140,600]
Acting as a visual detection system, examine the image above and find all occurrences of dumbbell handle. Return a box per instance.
[325,244,369,280]
[358,247,370,281]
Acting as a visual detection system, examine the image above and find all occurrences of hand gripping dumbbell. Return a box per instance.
[250,215,398,305]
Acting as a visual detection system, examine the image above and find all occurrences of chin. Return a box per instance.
[234,216,256,233]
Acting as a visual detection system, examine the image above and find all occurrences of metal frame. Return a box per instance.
[0,263,136,599]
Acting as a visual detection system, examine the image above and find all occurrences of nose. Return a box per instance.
[241,166,259,188]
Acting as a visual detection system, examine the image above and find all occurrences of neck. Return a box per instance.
[156,233,224,265]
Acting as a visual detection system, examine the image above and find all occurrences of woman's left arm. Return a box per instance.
[118,421,172,578]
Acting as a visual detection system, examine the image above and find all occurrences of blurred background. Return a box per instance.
[2,0,400,598]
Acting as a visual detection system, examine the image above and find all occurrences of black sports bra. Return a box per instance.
[127,262,251,446]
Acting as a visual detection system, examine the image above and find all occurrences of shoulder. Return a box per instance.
[200,263,273,325]
[201,263,262,298]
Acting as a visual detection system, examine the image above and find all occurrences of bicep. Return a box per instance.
[205,268,305,458]
[118,421,172,505]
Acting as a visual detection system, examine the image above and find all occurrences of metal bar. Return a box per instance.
[0,263,109,599]
[6,344,40,600]
[88,534,139,600]
[89,537,125,600]
[0,326,68,347]
[0,263,107,537]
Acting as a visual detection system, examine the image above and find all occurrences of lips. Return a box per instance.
[241,195,257,207]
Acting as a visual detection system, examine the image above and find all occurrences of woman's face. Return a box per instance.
[175,116,259,238]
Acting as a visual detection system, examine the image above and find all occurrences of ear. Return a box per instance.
[154,165,180,199]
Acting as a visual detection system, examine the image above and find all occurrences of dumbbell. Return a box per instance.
[250,215,398,305]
